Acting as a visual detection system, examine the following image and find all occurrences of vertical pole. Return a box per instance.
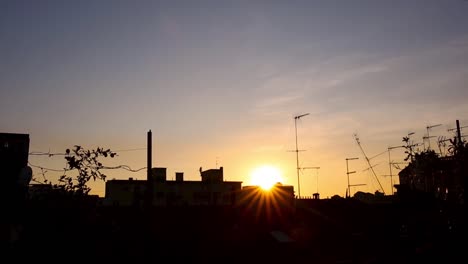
[388,148,394,195]
[426,126,431,150]
[146,130,153,207]
[456,120,462,145]
[147,130,152,181]
[293,113,309,198]
[295,118,300,198]
[346,159,350,198]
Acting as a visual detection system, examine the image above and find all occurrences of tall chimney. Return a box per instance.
[146,130,153,207]
[147,130,152,181]
[456,120,462,145]
[176,172,184,182]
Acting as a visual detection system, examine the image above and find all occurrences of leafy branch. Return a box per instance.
[56,145,117,195]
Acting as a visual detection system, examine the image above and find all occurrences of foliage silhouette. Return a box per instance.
[400,133,467,204]
[56,145,116,195]
[402,136,416,162]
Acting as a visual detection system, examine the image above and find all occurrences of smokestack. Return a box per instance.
[146,130,153,207]
[176,172,184,182]
[456,120,462,145]
[147,130,152,181]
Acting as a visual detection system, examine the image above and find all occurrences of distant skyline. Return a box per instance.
[2,0,468,197]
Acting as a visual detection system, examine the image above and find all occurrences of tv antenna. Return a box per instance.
[423,124,442,150]
[290,113,309,198]
[353,134,385,195]
[448,120,468,144]
[386,145,405,195]
[346,157,364,198]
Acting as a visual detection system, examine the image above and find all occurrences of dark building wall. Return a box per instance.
[200,167,223,182]
[151,167,167,182]
[175,172,184,182]
[1,133,30,184]
[105,178,242,207]
[398,157,464,204]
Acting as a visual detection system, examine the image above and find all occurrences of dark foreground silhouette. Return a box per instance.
[4,193,466,264]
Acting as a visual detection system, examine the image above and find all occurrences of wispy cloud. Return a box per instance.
[247,36,468,157]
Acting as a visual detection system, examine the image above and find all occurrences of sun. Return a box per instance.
[250,165,283,190]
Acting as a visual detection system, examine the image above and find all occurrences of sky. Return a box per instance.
[2,0,468,198]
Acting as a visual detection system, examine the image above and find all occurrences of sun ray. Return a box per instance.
[250,165,283,190]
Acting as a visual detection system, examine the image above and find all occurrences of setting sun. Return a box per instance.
[250,165,283,190]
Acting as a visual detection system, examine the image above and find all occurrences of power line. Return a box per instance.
[102,165,147,172]
[29,147,146,156]
[29,161,146,173]
[29,151,67,156]
[28,162,69,172]
[369,149,388,160]
[114,147,147,152]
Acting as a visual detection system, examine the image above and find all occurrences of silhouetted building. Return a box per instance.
[151,167,167,182]
[105,167,242,206]
[1,133,31,202]
[200,166,223,182]
[28,184,53,200]
[398,156,464,204]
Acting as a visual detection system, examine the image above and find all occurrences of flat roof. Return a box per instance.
[107,179,242,184]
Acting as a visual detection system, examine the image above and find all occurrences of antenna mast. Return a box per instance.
[346,157,364,198]
[353,134,385,195]
[424,124,442,150]
[294,113,309,197]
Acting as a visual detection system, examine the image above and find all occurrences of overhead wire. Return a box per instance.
[28,146,146,187]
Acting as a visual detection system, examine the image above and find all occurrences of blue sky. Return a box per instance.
[2,0,468,197]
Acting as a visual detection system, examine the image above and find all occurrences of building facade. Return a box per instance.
[105,167,242,207]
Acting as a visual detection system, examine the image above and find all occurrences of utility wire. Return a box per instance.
[114,147,146,152]
[28,147,147,186]
[28,161,145,173]
[29,151,67,156]
[369,149,388,160]
[102,165,147,172]
[29,147,146,156]
[28,162,69,172]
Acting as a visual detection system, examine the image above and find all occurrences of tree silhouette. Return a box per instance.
[56,145,116,195]
[402,136,415,162]
[400,133,467,204]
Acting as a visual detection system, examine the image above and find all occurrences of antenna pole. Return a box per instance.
[425,124,442,150]
[387,145,405,195]
[294,113,309,198]
[354,134,385,194]
[388,148,393,195]
[346,158,359,198]
[295,117,299,197]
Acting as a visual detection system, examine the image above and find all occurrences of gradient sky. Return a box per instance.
[2,0,468,198]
